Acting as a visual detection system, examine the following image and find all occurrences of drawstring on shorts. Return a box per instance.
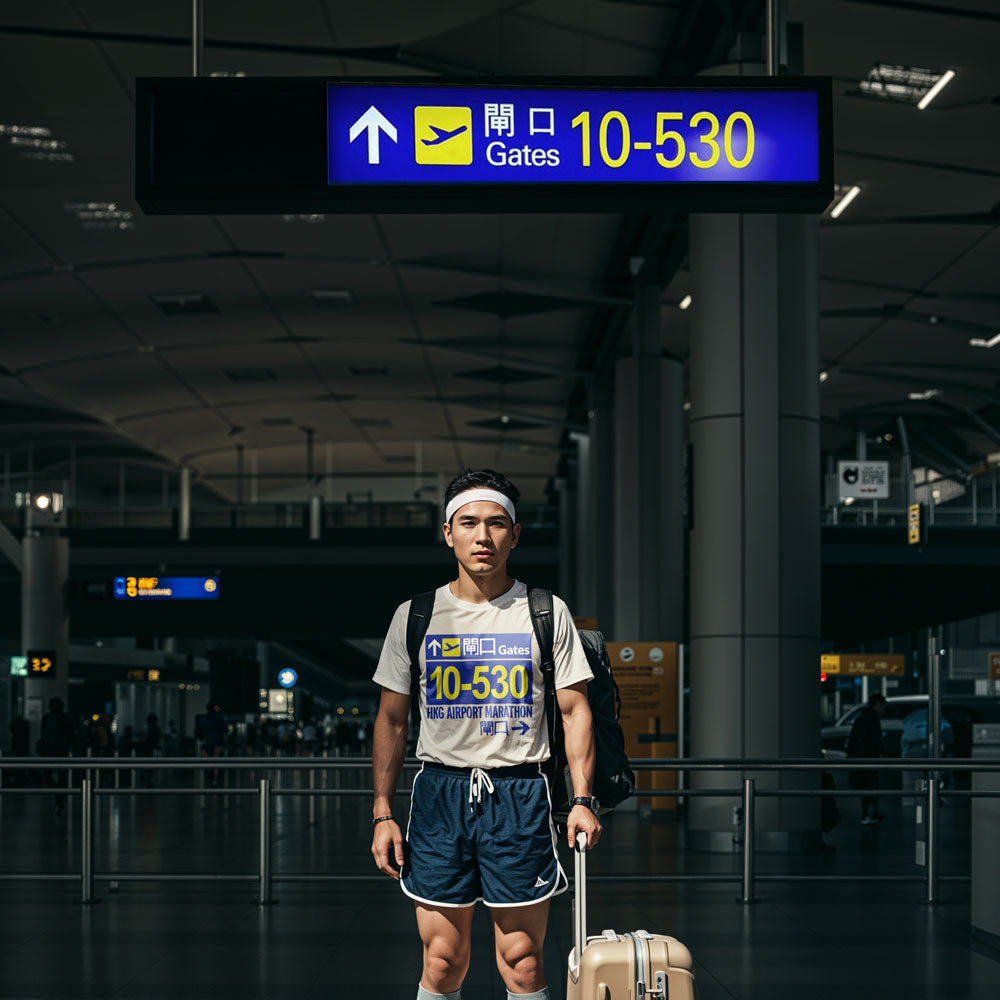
[468,767,495,810]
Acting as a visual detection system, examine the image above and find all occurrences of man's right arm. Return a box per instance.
[371,689,410,880]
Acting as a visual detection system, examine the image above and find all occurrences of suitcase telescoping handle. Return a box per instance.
[573,831,588,970]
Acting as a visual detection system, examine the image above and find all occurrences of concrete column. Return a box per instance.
[571,431,591,613]
[555,475,576,608]
[256,641,271,692]
[178,467,191,541]
[22,534,70,749]
[308,494,322,541]
[579,374,615,629]
[613,283,685,641]
[688,213,820,851]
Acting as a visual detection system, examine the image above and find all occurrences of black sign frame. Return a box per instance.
[135,75,833,215]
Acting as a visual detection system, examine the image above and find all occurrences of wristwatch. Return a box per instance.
[570,795,600,814]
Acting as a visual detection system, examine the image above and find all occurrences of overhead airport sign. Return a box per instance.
[821,654,905,677]
[114,576,220,601]
[136,77,832,214]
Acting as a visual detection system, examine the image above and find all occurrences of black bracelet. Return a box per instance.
[373,814,394,826]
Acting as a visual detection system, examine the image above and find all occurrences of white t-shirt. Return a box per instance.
[373,580,593,769]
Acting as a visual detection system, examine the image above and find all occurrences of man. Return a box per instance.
[195,701,227,787]
[37,696,74,816]
[846,691,887,825]
[371,469,601,1000]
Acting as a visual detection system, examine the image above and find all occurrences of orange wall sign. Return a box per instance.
[607,642,679,811]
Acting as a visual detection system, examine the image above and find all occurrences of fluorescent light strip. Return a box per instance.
[917,69,955,110]
[969,332,1000,349]
[829,185,861,219]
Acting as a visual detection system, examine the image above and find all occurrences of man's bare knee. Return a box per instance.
[496,934,544,990]
[424,942,470,992]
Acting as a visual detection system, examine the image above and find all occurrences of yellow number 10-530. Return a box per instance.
[429,663,529,701]
[571,109,755,170]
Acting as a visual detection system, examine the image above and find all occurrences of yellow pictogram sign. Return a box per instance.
[442,637,461,657]
[414,106,473,165]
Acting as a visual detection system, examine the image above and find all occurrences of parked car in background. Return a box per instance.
[822,694,1000,760]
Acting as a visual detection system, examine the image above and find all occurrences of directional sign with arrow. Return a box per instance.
[427,639,442,656]
[348,105,397,165]
[513,720,530,736]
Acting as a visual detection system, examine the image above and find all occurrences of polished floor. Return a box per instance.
[1,766,998,1000]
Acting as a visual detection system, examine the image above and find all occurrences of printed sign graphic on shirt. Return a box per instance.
[424,633,533,726]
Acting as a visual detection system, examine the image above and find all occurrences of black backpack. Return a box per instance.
[526,588,634,815]
[403,587,634,815]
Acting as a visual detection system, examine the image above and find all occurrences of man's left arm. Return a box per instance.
[557,680,602,850]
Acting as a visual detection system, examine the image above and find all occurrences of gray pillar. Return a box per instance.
[688,213,820,851]
[308,494,323,541]
[22,534,70,749]
[555,476,575,608]
[613,283,685,641]
[571,431,592,612]
[579,374,615,629]
[178,467,191,541]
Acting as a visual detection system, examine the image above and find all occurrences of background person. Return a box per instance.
[846,691,887,825]
[37,696,74,816]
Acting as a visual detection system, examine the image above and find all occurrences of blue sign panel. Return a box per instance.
[328,83,819,187]
[114,576,220,601]
[278,669,297,689]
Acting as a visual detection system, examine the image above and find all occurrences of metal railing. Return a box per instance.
[2,756,998,906]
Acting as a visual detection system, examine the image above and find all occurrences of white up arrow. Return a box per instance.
[348,106,398,165]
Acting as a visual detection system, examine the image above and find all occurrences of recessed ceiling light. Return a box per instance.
[908,389,940,401]
[0,123,74,162]
[682,401,692,412]
[678,294,692,310]
[64,201,133,230]
[311,289,356,308]
[819,370,830,383]
[969,332,1000,349]
[917,69,956,110]
[856,64,954,108]
[151,292,218,315]
[828,185,861,220]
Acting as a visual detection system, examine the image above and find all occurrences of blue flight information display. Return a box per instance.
[114,576,220,601]
[327,83,820,187]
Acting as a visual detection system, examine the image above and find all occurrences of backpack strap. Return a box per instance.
[527,587,559,752]
[405,590,436,733]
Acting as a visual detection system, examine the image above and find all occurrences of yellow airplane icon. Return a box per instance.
[414,106,473,165]
[442,637,461,657]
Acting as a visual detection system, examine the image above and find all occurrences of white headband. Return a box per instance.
[445,489,516,524]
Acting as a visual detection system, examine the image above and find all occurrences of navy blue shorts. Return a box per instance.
[400,762,567,908]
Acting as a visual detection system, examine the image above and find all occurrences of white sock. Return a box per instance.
[416,986,461,1000]
[507,988,550,1000]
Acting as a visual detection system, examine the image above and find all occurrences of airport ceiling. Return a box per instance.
[1,0,998,506]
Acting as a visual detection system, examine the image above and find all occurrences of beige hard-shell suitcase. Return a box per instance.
[566,834,697,1000]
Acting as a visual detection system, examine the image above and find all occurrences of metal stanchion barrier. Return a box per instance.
[259,777,272,905]
[81,778,94,904]
[742,778,755,904]
[926,776,939,904]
